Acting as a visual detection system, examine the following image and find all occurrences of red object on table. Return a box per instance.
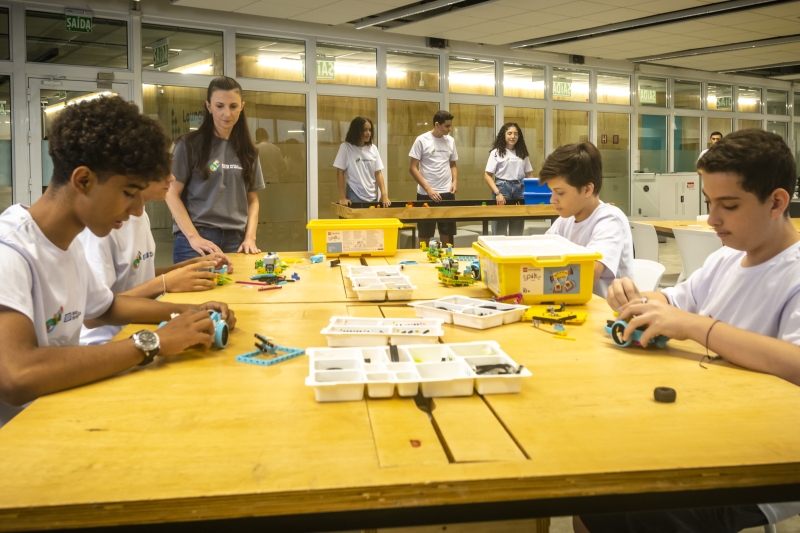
[258,286,283,292]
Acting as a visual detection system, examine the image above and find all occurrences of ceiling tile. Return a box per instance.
[494,0,565,9]
[435,28,493,40]
[235,1,310,17]
[459,20,530,34]
[174,0,260,9]
[540,0,617,17]
[578,7,653,23]
[290,10,352,23]
[456,3,521,20]
[495,27,557,43]
[534,18,599,32]
[702,10,774,26]
[655,20,721,34]
[497,11,568,26]
[631,0,705,13]
[729,18,800,32]
[752,2,800,17]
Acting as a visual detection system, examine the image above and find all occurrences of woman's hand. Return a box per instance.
[495,192,506,205]
[380,195,391,208]
[187,234,222,256]
[238,238,261,254]
[338,197,352,206]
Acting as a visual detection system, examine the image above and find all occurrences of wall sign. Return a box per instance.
[639,88,657,104]
[153,38,169,69]
[316,60,335,80]
[65,9,92,33]
[716,96,732,110]
[553,80,572,98]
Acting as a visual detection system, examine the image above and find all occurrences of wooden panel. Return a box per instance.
[387,100,442,202]
[450,104,497,202]
[638,219,800,236]
[367,397,449,468]
[433,396,527,463]
[348,305,385,318]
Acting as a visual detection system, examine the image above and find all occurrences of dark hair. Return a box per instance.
[255,128,269,142]
[539,141,603,195]
[345,117,374,146]
[433,110,453,126]
[710,131,723,138]
[48,96,171,188]
[181,76,258,188]
[492,123,529,160]
[697,129,796,206]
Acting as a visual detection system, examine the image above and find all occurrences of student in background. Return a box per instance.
[255,128,286,183]
[578,129,800,533]
[334,117,390,207]
[166,76,265,262]
[538,141,634,298]
[697,130,723,161]
[409,110,458,246]
[79,172,233,346]
[0,96,235,425]
[484,122,533,236]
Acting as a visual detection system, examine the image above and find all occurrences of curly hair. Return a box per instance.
[48,96,171,188]
[345,116,374,146]
[491,123,529,160]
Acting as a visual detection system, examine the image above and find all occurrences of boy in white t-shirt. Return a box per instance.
[0,96,237,424]
[540,141,634,298]
[79,172,233,346]
[409,110,458,246]
[334,116,390,207]
[577,129,800,533]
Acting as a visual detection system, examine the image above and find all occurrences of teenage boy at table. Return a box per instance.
[577,128,800,533]
[0,96,236,425]
[79,172,234,346]
[409,109,458,247]
[538,141,634,298]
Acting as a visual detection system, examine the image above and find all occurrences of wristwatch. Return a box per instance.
[131,330,160,366]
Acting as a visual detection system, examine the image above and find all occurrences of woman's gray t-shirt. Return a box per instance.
[171,136,265,233]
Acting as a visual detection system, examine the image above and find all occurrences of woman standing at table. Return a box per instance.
[166,76,265,262]
[335,117,391,207]
[483,123,533,236]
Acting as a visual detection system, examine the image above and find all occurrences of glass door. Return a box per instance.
[28,78,130,202]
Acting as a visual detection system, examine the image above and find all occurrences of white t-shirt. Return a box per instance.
[79,212,156,345]
[697,148,709,162]
[485,148,532,181]
[0,205,114,426]
[332,143,385,202]
[409,132,458,195]
[546,201,634,298]
[662,241,800,524]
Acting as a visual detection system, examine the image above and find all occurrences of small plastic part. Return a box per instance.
[292,272,300,280]
[654,387,676,403]
[423,203,429,207]
[605,319,669,348]
[237,333,305,367]
[327,259,341,267]
[481,201,487,206]
[398,260,418,265]
[310,254,325,264]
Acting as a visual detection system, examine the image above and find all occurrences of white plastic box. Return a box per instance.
[321,317,444,347]
[350,274,417,301]
[409,296,529,330]
[305,341,532,402]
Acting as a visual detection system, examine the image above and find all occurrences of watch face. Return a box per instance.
[135,330,159,351]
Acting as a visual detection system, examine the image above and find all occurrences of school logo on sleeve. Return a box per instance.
[46,306,63,333]
[209,160,221,172]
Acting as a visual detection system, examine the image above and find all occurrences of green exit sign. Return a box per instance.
[553,80,572,98]
[316,60,335,80]
[716,96,732,110]
[639,88,657,104]
[65,11,92,33]
[153,38,169,69]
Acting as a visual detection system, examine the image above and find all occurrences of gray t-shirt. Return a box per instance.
[172,136,265,233]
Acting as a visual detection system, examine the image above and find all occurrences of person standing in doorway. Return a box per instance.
[409,110,458,246]
[166,76,265,262]
[698,131,723,161]
[334,117,390,207]
[484,123,533,236]
[255,128,287,184]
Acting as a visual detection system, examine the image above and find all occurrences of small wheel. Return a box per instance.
[611,321,632,347]
[215,322,229,349]
[470,264,480,280]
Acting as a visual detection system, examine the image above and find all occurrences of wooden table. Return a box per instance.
[637,218,800,237]
[332,202,558,238]
[1,250,799,532]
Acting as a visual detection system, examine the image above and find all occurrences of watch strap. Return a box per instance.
[131,331,160,366]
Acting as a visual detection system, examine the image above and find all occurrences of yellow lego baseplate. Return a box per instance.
[523,305,588,324]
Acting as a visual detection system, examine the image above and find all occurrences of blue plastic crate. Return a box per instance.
[524,192,551,205]
[523,178,549,194]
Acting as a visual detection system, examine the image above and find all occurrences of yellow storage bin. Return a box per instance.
[472,235,601,305]
[307,218,402,257]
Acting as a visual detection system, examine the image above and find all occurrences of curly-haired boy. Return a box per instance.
[0,96,236,425]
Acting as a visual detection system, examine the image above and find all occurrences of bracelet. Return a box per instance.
[700,319,722,369]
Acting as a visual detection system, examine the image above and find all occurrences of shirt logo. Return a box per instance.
[132,251,154,270]
[209,160,221,172]
[431,148,437,154]
[355,157,361,163]
[46,306,63,333]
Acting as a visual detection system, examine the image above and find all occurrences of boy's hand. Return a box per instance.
[606,277,643,311]
[156,310,216,356]
[165,260,216,293]
[426,187,442,202]
[339,197,352,206]
[238,239,261,254]
[380,195,391,208]
[495,192,506,205]
[449,182,457,194]
[197,301,236,330]
[187,234,222,256]
[617,299,695,346]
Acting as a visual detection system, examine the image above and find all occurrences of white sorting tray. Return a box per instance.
[321,317,444,347]
[305,341,532,402]
[408,296,529,329]
[351,274,417,301]
[346,265,406,278]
